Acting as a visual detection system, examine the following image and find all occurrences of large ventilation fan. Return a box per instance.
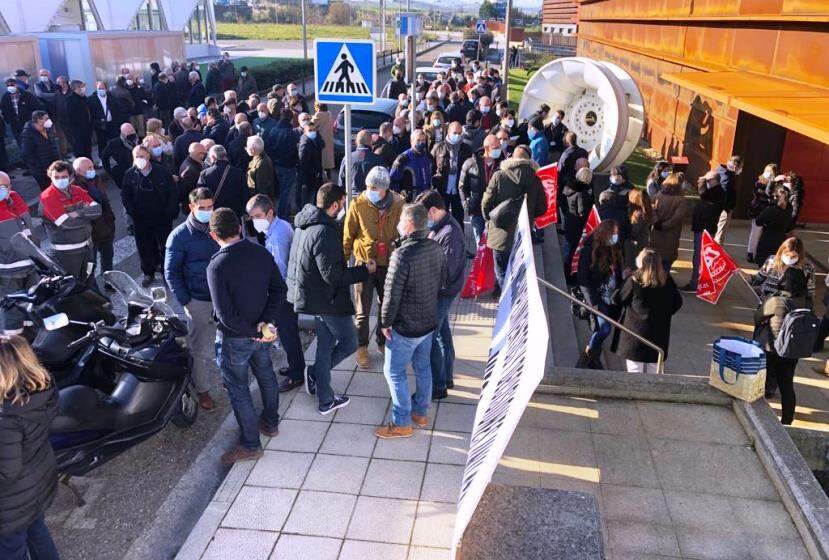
[518,57,645,173]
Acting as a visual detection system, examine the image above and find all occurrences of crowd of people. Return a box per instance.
[0,50,822,559]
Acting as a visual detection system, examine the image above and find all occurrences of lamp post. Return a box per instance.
[301,0,308,94]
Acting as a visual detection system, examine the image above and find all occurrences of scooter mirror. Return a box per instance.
[43,313,69,331]
[150,287,167,303]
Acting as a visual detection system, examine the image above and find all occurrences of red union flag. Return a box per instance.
[570,206,602,276]
[534,164,558,229]
[696,230,739,304]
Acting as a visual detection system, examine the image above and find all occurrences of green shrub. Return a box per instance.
[248,58,314,91]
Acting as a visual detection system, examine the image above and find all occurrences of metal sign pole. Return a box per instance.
[405,34,416,135]
[301,0,308,94]
[344,104,353,209]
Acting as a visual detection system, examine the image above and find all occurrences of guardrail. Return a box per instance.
[536,277,666,373]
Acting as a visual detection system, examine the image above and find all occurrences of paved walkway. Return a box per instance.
[177,295,496,560]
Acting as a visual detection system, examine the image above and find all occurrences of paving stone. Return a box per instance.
[492,459,542,487]
[730,497,800,539]
[637,402,748,445]
[221,487,297,532]
[266,419,330,453]
[361,458,425,500]
[601,485,670,524]
[269,534,341,560]
[282,491,356,538]
[333,395,389,425]
[592,433,660,488]
[347,371,394,398]
[606,520,680,558]
[749,534,811,560]
[410,500,456,549]
[650,439,779,499]
[202,528,278,560]
[434,402,476,433]
[420,463,464,503]
[407,546,452,560]
[285,392,333,422]
[663,490,735,530]
[522,394,594,432]
[302,454,369,495]
[374,426,432,462]
[330,370,354,394]
[338,540,409,560]
[320,422,377,457]
[346,496,418,544]
[590,399,645,435]
[673,528,752,560]
[246,451,314,489]
[536,428,598,480]
[428,430,470,465]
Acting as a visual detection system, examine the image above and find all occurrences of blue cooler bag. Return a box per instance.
[709,336,767,402]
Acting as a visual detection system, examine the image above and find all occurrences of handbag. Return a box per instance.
[489,196,524,230]
[709,336,767,402]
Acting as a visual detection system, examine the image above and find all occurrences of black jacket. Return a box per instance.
[228,134,252,171]
[197,160,247,218]
[546,120,568,153]
[429,213,465,297]
[267,119,300,167]
[174,129,206,169]
[386,78,408,99]
[152,81,177,111]
[127,85,150,116]
[459,149,501,217]
[204,118,230,146]
[207,239,286,338]
[717,164,738,211]
[445,102,467,126]
[101,136,135,186]
[88,93,125,131]
[121,163,179,221]
[611,275,683,362]
[373,137,397,167]
[338,147,385,195]
[187,81,207,109]
[381,230,447,338]
[557,144,589,189]
[755,204,791,266]
[0,385,58,535]
[691,183,725,234]
[66,91,93,139]
[596,197,629,241]
[577,236,623,306]
[178,156,203,209]
[563,180,593,243]
[298,134,325,190]
[20,123,59,184]
[431,140,472,195]
[0,90,41,136]
[287,204,369,315]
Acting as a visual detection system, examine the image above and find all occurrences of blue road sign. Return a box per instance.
[476,20,487,33]
[314,39,376,105]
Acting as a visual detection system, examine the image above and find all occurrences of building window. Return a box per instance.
[184,0,214,45]
[79,0,99,31]
[130,0,167,31]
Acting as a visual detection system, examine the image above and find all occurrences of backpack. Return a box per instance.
[774,307,819,359]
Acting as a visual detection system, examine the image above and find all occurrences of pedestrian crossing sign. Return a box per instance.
[476,20,487,33]
[314,39,376,105]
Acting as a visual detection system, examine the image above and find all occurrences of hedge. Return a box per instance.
[247,58,314,91]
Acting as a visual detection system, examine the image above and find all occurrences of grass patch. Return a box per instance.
[217,22,395,43]
[507,67,532,112]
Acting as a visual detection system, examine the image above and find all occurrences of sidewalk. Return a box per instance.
[176,294,497,560]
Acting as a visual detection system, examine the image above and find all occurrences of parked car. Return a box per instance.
[461,39,480,60]
[333,98,398,164]
[486,48,504,65]
[433,54,464,70]
[416,66,444,83]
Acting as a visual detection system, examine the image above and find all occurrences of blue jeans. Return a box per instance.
[493,248,511,289]
[689,230,702,289]
[276,300,306,381]
[276,166,297,219]
[0,515,60,560]
[216,331,280,450]
[587,301,612,352]
[471,215,485,248]
[430,295,456,392]
[383,329,433,427]
[312,314,358,407]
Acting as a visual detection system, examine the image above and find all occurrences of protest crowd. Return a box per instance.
[0,51,820,559]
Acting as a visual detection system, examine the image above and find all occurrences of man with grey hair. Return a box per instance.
[198,144,246,218]
[375,203,447,439]
[173,116,205,168]
[338,129,384,195]
[343,166,405,369]
[246,134,275,200]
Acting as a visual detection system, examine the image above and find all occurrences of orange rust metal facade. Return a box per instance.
[543,0,579,26]
[576,0,829,221]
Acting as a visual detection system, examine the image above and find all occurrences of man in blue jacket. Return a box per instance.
[164,187,220,412]
[207,208,285,464]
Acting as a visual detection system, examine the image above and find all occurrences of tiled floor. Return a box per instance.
[183,288,497,560]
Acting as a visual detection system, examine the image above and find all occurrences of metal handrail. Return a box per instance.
[536,277,665,374]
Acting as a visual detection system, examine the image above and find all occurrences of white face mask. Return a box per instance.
[397,223,407,237]
[480,105,490,114]
[635,256,644,269]
[252,218,270,233]
[97,88,107,97]
[505,119,515,128]
[763,171,773,180]
[6,86,17,94]
[39,76,49,83]
[392,125,402,135]
[85,170,96,179]
[54,177,71,190]
[782,254,799,266]
[307,131,317,140]
[134,157,149,170]
[489,147,501,159]
[447,133,461,145]
[258,111,268,120]
[495,107,502,117]
[44,119,53,129]
[126,79,134,87]
[500,140,509,152]
[336,206,346,221]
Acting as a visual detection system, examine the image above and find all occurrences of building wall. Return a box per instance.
[88,32,185,80]
[542,0,578,27]
[577,0,829,215]
[0,36,42,78]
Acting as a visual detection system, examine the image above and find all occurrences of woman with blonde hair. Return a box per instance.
[625,188,653,273]
[0,336,60,559]
[747,163,779,262]
[649,172,686,273]
[753,236,815,307]
[612,248,683,373]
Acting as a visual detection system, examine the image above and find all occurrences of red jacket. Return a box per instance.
[0,191,36,276]
[39,185,101,251]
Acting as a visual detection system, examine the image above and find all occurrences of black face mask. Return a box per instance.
[413,142,427,153]
[125,133,138,144]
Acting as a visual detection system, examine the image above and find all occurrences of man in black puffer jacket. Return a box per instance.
[288,183,374,415]
[459,134,503,247]
[375,203,447,440]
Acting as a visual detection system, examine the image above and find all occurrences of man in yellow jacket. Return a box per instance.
[343,166,405,368]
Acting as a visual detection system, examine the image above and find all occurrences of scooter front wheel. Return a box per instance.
[172,385,199,428]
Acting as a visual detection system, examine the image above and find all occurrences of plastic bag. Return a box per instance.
[461,233,496,298]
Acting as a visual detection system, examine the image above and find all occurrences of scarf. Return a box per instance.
[369,190,394,211]
[186,212,210,235]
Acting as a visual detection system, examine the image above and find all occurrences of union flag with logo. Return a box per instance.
[534,164,558,229]
[570,206,601,276]
[696,231,740,304]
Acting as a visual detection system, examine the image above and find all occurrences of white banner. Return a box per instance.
[452,200,550,553]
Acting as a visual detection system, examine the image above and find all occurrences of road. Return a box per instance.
[16,38,463,560]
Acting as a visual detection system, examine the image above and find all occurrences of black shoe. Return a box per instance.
[103,282,116,293]
[765,391,776,399]
[432,388,448,400]
[279,377,303,393]
[304,366,316,396]
[278,367,291,377]
[679,283,696,293]
[746,253,754,263]
[318,395,349,415]
[141,274,154,287]
[446,381,454,389]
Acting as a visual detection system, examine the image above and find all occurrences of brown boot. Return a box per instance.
[356,346,370,369]
[258,419,279,437]
[374,422,414,439]
[198,391,216,412]
[412,414,429,428]
[221,445,263,465]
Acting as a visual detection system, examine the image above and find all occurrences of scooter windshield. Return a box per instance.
[11,232,66,275]
[102,270,154,307]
